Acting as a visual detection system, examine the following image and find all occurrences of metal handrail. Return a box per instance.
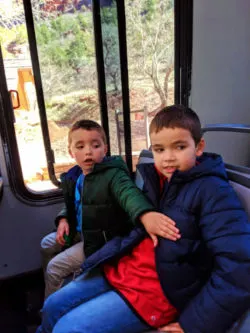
[202,124,250,134]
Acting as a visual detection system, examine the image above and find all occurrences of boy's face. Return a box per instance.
[69,128,107,175]
[150,127,205,180]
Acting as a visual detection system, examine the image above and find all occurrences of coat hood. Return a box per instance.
[138,152,228,184]
[93,156,129,174]
[60,155,129,183]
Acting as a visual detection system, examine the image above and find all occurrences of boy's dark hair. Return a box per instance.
[149,105,202,145]
[68,119,107,145]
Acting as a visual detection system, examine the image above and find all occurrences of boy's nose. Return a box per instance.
[163,151,175,161]
[84,146,92,155]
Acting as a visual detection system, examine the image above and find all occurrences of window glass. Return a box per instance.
[32,0,101,181]
[0,0,55,191]
[100,2,125,157]
[0,0,100,191]
[125,0,175,169]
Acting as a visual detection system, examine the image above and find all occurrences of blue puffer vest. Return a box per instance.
[83,153,250,333]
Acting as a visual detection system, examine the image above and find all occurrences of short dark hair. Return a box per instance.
[68,119,107,145]
[149,105,202,145]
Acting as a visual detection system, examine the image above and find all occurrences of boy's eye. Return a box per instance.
[153,148,164,153]
[76,145,84,149]
[176,145,186,150]
[93,144,101,148]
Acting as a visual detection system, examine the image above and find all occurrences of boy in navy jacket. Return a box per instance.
[37,105,250,333]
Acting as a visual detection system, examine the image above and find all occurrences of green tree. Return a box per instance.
[101,4,121,92]
[0,24,27,58]
[34,12,98,101]
[35,13,94,74]
[126,0,174,108]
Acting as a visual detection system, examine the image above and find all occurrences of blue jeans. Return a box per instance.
[36,269,150,333]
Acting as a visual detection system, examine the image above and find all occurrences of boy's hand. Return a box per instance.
[158,322,184,332]
[56,218,69,246]
[140,212,181,247]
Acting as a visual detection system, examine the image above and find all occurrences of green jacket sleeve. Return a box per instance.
[109,169,155,224]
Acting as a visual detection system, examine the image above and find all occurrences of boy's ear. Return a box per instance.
[196,138,205,157]
[68,146,74,158]
[104,145,108,155]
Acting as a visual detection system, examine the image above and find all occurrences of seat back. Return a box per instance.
[230,181,250,219]
[135,150,154,190]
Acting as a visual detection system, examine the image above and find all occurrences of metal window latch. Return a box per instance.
[102,231,108,243]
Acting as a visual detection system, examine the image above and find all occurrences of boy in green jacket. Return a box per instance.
[41,120,180,298]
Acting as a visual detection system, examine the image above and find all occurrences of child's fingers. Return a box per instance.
[160,328,178,330]
[160,231,180,241]
[58,236,65,245]
[160,226,181,239]
[56,228,66,245]
[150,225,181,241]
[161,215,176,226]
[160,217,180,231]
[160,229,180,240]
[58,239,65,246]
[158,323,183,332]
[149,233,158,247]
[56,235,65,245]
[159,223,180,234]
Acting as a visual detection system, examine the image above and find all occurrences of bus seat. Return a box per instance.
[135,150,154,190]
[137,149,154,163]
[229,181,250,220]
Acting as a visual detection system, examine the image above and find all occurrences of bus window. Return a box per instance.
[32,1,102,181]
[100,2,125,158]
[0,0,101,193]
[1,1,55,192]
[0,0,191,199]
[125,0,175,170]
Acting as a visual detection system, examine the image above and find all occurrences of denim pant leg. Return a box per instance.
[36,269,113,333]
[53,290,150,333]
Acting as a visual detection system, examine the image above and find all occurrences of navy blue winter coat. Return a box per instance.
[83,153,250,333]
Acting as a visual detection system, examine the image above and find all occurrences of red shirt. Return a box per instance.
[104,238,178,327]
[104,165,178,328]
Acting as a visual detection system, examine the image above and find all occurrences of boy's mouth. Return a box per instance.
[83,159,93,164]
[163,166,177,173]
